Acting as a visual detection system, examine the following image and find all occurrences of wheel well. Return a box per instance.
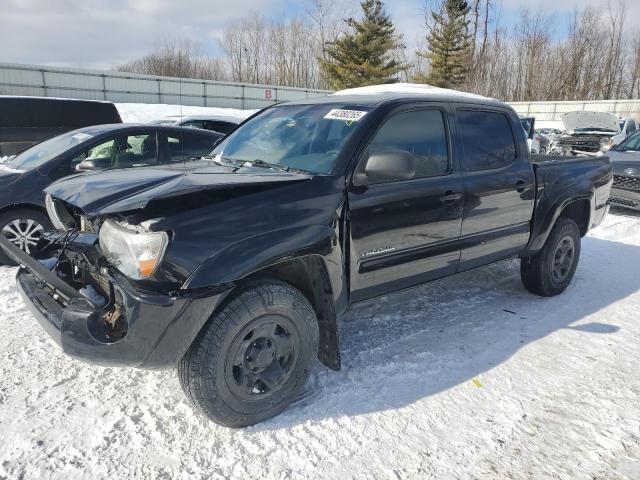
[228,256,341,371]
[0,203,48,219]
[560,199,590,236]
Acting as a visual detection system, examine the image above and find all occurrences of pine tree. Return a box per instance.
[319,0,406,89]
[417,0,472,88]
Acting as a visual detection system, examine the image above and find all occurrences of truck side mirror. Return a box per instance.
[353,151,416,186]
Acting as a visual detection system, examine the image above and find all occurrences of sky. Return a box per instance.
[0,0,637,70]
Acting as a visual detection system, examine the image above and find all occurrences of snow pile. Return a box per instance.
[0,210,639,478]
[333,83,496,101]
[116,103,256,124]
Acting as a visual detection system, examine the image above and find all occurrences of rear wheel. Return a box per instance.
[178,281,318,427]
[521,217,581,297]
[0,209,51,266]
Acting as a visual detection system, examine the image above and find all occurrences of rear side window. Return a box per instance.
[368,109,449,181]
[203,120,236,134]
[166,131,216,163]
[182,131,216,158]
[457,110,517,171]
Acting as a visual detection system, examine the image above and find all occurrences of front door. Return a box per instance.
[348,107,464,302]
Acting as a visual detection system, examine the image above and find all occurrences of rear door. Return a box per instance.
[348,105,464,302]
[455,108,535,271]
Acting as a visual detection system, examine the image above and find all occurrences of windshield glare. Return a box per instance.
[9,130,93,171]
[209,104,371,174]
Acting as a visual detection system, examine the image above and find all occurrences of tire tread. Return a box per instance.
[178,280,318,427]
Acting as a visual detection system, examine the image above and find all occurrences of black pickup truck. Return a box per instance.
[0,92,612,427]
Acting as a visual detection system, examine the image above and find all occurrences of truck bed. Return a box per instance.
[524,153,612,255]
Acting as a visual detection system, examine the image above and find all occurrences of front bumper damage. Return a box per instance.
[0,232,225,369]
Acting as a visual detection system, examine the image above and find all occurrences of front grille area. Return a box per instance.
[613,175,640,192]
[610,196,639,208]
[80,216,98,233]
[557,136,601,152]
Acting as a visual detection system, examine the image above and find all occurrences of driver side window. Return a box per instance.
[70,138,117,171]
[365,109,450,183]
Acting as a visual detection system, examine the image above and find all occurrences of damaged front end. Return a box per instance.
[552,111,620,155]
[2,196,225,369]
[552,134,612,155]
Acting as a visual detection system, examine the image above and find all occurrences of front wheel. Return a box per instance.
[521,217,581,297]
[178,281,319,427]
[0,209,51,266]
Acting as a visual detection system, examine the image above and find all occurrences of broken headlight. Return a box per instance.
[98,220,168,279]
[600,137,614,151]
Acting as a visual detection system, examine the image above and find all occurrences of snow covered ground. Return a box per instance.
[1,210,639,479]
[116,103,255,124]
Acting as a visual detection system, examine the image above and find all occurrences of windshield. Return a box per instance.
[8,130,93,171]
[209,104,371,174]
[615,131,640,152]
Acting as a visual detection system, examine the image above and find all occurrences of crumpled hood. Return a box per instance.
[561,111,620,135]
[45,163,311,215]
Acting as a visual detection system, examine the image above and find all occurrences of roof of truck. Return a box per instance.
[285,92,506,108]
[283,83,505,108]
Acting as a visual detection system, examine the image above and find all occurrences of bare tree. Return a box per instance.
[117,38,228,80]
[115,0,639,100]
[458,1,639,102]
[629,32,640,98]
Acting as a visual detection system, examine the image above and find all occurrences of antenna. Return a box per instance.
[178,49,183,122]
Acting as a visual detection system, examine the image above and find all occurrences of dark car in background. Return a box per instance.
[0,124,222,264]
[149,115,243,135]
[0,96,122,157]
[608,130,640,211]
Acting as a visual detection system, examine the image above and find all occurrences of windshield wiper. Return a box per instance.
[209,156,309,174]
[246,159,290,172]
[204,155,242,168]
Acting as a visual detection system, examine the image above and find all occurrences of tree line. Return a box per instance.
[116,0,640,101]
